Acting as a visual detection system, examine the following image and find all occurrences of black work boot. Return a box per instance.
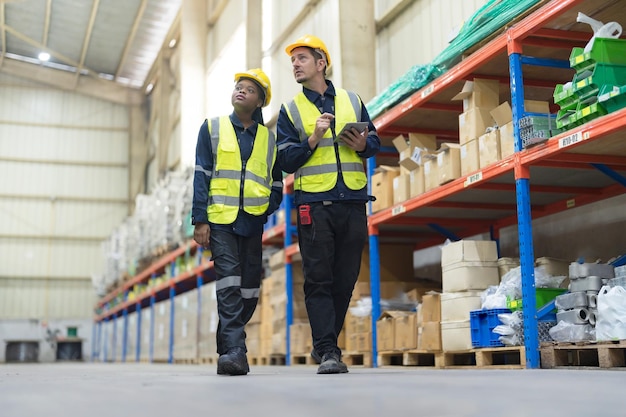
[311,349,322,364]
[317,352,348,374]
[217,347,249,376]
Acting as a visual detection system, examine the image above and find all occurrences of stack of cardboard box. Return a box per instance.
[440,240,499,351]
[198,281,218,359]
[417,293,442,351]
[173,290,198,361]
[259,249,308,357]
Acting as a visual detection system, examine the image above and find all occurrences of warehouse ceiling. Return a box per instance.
[0,0,181,92]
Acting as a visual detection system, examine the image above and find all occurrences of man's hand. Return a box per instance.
[193,223,210,247]
[340,127,368,152]
[309,113,335,148]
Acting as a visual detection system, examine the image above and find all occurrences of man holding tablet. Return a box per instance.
[276,35,380,374]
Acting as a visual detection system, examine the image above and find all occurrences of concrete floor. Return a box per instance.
[0,362,623,417]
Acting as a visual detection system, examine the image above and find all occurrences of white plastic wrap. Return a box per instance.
[548,320,595,343]
[596,285,626,341]
[576,12,622,53]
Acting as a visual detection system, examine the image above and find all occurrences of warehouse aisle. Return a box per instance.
[0,363,623,416]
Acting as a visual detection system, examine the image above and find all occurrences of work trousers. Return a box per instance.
[297,201,367,356]
[209,229,263,354]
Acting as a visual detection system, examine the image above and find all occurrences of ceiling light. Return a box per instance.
[38,52,50,61]
[168,39,177,48]
[146,83,154,94]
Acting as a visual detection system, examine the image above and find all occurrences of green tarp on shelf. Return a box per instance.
[367,0,541,120]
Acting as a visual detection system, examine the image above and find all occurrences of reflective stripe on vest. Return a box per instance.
[207,116,276,224]
[284,89,367,192]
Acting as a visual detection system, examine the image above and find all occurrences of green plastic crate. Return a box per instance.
[570,38,626,73]
[553,83,579,110]
[598,84,626,113]
[572,64,626,100]
[556,108,580,130]
[576,101,607,125]
[507,288,567,313]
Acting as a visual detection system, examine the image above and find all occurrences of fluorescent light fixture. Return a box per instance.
[38,52,50,61]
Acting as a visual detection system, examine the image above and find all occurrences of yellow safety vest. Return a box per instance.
[207,116,276,224]
[284,88,367,192]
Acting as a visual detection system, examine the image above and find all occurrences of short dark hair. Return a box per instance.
[309,47,327,76]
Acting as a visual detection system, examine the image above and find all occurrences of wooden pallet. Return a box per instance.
[198,356,218,365]
[253,354,286,366]
[174,358,198,365]
[290,353,316,365]
[378,350,440,367]
[441,346,526,369]
[540,340,626,369]
[342,351,373,367]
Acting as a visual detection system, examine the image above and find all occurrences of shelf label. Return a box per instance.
[566,199,576,209]
[558,132,582,149]
[421,85,434,99]
[391,205,406,216]
[464,171,483,187]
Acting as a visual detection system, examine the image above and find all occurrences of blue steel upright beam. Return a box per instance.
[135,300,142,362]
[167,276,176,363]
[111,314,117,362]
[149,293,156,363]
[367,156,380,368]
[284,191,294,365]
[510,48,539,369]
[103,316,109,362]
[91,318,97,362]
[122,290,129,363]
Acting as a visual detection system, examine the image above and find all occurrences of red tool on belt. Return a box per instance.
[299,204,312,225]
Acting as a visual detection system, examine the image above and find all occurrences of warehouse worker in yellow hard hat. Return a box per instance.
[192,68,283,375]
[277,35,380,374]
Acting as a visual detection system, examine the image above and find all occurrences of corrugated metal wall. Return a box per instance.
[0,72,129,319]
[375,0,488,91]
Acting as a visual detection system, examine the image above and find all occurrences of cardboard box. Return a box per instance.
[440,291,483,322]
[478,130,501,168]
[376,312,399,351]
[356,332,372,352]
[442,262,500,293]
[409,167,425,198]
[441,320,472,351]
[371,165,401,213]
[460,139,479,176]
[418,322,442,351]
[437,143,461,185]
[394,312,418,350]
[458,107,494,144]
[393,134,438,171]
[393,174,411,204]
[441,240,499,267]
[423,157,439,192]
[421,293,441,323]
[452,79,500,112]
[499,121,515,158]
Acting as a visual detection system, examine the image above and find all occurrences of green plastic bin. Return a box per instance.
[572,64,626,100]
[507,288,567,313]
[598,84,626,113]
[553,83,579,110]
[576,101,607,125]
[570,38,626,73]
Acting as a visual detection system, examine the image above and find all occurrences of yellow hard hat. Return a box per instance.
[285,34,331,68]
[234,68,272,107]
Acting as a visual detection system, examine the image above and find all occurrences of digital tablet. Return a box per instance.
[337,122,368,138]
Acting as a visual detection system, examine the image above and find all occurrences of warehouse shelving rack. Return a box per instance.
[91,176,298,363]
[367,0,626,368]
